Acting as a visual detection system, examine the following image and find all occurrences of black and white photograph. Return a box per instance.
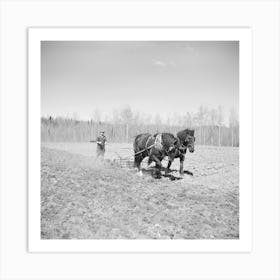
[3,0,280,278]
[40,40,239,240]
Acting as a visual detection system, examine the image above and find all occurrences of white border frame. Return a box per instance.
[28,27,252,253]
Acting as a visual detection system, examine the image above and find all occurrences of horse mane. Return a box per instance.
[176,129,195,142]
[153,132,174,138]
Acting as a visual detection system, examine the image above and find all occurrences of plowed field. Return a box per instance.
[41,143,239,239]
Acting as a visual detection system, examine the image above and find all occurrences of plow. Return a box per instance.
[112,152,135,169]
[111,142,156,169]
[111,151,185,181]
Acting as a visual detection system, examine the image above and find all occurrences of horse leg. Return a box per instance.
[134,154,143,176]
[165,159,173,175]
[179,155,185,175]
[150,154,162,179]
[147,157,153,166]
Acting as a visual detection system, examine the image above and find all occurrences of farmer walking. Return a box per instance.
[96,131,107,159]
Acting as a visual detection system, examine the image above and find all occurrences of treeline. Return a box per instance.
[41,116,239,147]
[42,105,239,146]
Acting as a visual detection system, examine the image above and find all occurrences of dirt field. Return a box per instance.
[41,142,239,239]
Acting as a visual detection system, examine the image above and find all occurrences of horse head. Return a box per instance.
[177,129,195,153]
[185,134,195,153]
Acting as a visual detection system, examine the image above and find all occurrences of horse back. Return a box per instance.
[133,133,152,152]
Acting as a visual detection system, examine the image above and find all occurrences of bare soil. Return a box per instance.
[41,143,239,239]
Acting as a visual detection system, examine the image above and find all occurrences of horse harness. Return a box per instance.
[134,133,165,156]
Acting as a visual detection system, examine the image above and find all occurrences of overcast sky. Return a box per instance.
[41,41,239,121]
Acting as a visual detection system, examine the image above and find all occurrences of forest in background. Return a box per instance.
[41,105,239,147]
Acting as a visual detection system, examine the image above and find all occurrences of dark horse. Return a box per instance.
[133,133,179,178]
[166,129,195,175]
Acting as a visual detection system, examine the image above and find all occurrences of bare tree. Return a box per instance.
[119,105,134,142]
[153,114,163,126]
[112,109,121,124]
[182,112,193,127]
[217,106,224,146]
[229,107,239,147]
[197,105,209,126]
[72,112,80,121]
[92,109,102,123]
[229,107,239,127]
[120,105,134,124]
[217,105,224,126]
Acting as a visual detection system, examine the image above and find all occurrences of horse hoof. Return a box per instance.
[153,172,161,179]
[165,168,172,175]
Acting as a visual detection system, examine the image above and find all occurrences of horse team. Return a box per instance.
[133,129,195,178]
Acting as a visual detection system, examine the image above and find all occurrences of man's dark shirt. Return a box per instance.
[96,135,106,150]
